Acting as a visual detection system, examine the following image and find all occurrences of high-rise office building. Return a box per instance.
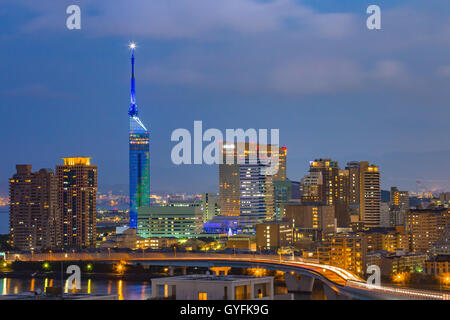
[273,179,300,220]
[56,157,97,248]
[255,221,293,250]
[273,146,287,181]
[346,161,362,223]
[359,162,381,228]
[345,161,381,228]
[128,44,150,229]
[346,162,361,208]
[389,187,409,226]
[308,159,339,206]
[283,203,336,242]
[379,202,390,227]
[201,192,219,223]
[138,203,203,238]
[300,171,322,202]
[335,169,350,227]
[219,143,280,229]
[303,159,349,227]
[390,187,409,207]
[9,165,60,250]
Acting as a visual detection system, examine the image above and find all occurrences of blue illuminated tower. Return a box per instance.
[128,43,150,229]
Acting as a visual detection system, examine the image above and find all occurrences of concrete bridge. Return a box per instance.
[6,251,449,300]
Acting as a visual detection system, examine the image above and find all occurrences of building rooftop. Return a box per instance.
[257,220,291,225]
[61,157,92,166]
[0,293,117,300]
[367,250,427,259]
[152,274,273,282]
[360,227,397,234]
[409,207,449,213]
[427,255,450,262]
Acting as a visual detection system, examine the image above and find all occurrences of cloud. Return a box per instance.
[11,0,355,40]
[269,58,364,94]
[369,60,414,89]
[5,0,450,97]
[1,84,69,100]
[437,65,450,77]
[373,60,407,79]
[140,47,419,95]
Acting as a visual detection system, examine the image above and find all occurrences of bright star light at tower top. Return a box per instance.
[129,42,137,50]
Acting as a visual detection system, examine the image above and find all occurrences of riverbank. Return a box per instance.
[0,260,207,281]
[0,271,156,281]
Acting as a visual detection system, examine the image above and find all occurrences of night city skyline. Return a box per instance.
[0,0,450,304]
[0,0,450,200]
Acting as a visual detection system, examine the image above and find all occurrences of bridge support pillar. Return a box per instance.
[182,266,187,275]
[210,267,231,276]
[323,285,350,300]
[299,275,315,292]
[323,285,337,300]
[284,272,315,293]
[169,266,174,276]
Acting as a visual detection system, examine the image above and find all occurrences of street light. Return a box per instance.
[440,273,450,287]
[393,272,408,284]
[115,263,125,275]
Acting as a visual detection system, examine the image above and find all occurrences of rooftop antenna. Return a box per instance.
[128,42,138,117]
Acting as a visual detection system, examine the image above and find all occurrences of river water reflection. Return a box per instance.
[0,277,326,300]
[0,278,152,300]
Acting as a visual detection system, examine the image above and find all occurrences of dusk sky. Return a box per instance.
[1,0,450,197]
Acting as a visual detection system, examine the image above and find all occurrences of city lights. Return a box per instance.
[441,273,450,286]
[115,263,125,274]
[0,1,449,305]
[392,272,410,284]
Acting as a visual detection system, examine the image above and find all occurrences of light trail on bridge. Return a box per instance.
[6,252,449,300]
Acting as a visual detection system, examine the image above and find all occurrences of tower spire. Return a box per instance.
[128,42,138,117]
[128,42,150,230]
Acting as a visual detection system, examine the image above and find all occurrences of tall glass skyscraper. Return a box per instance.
[219,143,277,231]
[128,44,150,229]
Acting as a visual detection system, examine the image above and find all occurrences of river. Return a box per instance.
[0,277,326,300]
[0,277,152,300]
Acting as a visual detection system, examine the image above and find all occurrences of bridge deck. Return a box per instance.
[5,252,448,300]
